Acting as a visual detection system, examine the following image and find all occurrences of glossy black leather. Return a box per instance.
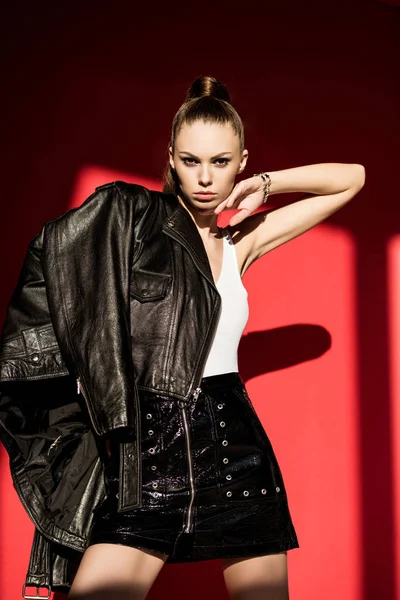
[88,372,299,563]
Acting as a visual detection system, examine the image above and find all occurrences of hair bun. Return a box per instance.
[185,76,232,104]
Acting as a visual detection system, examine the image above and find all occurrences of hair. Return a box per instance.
[162,76,245,195]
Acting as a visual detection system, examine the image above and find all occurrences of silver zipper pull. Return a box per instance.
[47,435,62,455]
[77,377,81,394]
[192,387,202,400]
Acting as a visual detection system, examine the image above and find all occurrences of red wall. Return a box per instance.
[1,1,399,599]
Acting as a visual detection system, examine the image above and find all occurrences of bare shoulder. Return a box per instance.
[225,211,268,278]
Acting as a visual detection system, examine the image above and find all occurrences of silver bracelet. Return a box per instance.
[253,172,271,204]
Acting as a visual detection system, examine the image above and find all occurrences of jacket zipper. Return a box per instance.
[76,376,101,436]
[179,385,201,533]
[47,435,62,455]
[186,299,221,400]
[182,292,221,402]
[163,223,222,404]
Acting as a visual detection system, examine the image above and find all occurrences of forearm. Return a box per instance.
[267,163,366,196]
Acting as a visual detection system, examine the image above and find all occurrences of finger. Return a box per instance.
[226,182,244,208]
[229,208,251,226]
[214,199,229,215]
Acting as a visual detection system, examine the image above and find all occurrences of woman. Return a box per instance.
[69,77,365,599]
[0,76,365,600]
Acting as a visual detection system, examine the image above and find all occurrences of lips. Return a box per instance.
[193,192,217,199]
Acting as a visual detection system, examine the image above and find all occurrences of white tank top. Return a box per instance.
[202,226,249,377]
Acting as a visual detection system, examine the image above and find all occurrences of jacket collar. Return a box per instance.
[161,193,218,290]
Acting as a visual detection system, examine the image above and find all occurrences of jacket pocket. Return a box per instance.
[130,270,171,302]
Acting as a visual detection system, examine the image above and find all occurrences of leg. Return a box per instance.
[221,551,289,600]
[68,543,169,600]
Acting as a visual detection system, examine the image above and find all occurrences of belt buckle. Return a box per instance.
[22,584,51,599]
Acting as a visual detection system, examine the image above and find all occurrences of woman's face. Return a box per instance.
[169,120,248,217]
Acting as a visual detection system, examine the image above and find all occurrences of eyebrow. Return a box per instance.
[178,151,233,160]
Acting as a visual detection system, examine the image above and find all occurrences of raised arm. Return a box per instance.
[215,163,366,263]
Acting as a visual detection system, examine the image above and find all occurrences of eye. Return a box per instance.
[182,158,198,166]
[214,158,230,166]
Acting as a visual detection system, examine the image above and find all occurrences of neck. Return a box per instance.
[177,194,220,236]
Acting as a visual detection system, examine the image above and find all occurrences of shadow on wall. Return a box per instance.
[1,1,400,599]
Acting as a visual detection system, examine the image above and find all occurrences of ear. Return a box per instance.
[169,146,175,170]
[237,149,249,174]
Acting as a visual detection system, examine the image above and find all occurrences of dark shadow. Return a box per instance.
[1,1,400,599]
[238,325,331,382]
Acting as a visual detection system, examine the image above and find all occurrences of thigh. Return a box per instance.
[68,543,168,600]
[221,551,289,600]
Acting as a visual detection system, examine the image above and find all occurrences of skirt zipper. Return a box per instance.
[179,386,201,533]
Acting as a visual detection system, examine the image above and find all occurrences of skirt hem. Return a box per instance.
[87,532,300,564]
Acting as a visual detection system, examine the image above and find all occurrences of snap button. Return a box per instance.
[149,448,156,454]
[222,440,228,446]
[276,486,280,492]
[128,453,133,459]
[32,354,40,362]
[243,490,249,497]
[261,489,267,494]
[151,465,157,471]
[116,493,119,499]
[219,421,226,427]
[152,482,158,488]
[217,404,224,410]
[146,414,152,420]
[148,430,154,436]
[226,491,232,497]
[226,474,232,480]
[223,457,229,464]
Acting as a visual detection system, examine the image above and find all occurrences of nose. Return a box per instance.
[198,164,213,187]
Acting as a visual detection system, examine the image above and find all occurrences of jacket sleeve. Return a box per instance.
[42,182,149,437]
[0,227,69,382]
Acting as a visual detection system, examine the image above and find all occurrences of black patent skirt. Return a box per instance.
[87,372,299,562]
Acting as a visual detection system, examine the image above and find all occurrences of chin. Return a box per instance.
[198,207,215,214]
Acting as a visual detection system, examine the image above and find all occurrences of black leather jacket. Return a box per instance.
[0,181,222,594]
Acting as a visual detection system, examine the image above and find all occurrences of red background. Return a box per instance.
[1,1,399,599]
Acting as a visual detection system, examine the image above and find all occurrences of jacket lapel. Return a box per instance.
[161,196,218,290]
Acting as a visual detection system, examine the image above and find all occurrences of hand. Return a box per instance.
[214,175,266,226]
